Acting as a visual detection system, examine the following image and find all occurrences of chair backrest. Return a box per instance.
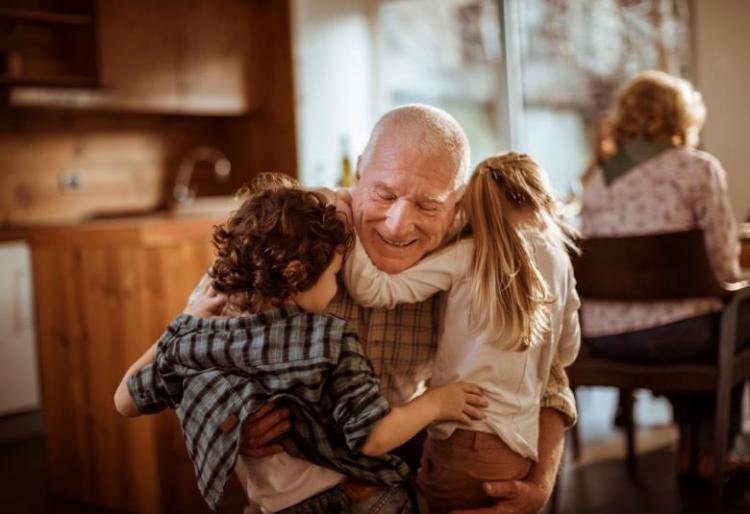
[573,229,727,301]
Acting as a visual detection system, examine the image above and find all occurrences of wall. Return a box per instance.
[693,0,750,220]
[292,0,376,187]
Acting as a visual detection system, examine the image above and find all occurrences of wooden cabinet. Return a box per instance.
[97,0,256,115]
[5,0,261,116]
[27,216,243,513]
[0,1,98,87]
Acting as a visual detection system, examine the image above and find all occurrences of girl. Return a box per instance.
[344,152,581,513]
[114,175,487,513]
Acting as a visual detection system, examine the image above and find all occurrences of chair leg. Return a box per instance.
[622,388,637,477]
[713,376,732,506]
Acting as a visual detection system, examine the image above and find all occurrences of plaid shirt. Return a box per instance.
[128,306,409,511]
[327,288,578,425]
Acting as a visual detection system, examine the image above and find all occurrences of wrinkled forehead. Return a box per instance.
[360,134,462,194]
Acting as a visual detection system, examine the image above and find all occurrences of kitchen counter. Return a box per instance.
[24,212,226,247]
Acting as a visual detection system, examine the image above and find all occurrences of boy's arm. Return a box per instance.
[114,288,225,418]
[361,381,486,456]
[114,342,159,417]
[343,237,469,309]
[329,331,486,457]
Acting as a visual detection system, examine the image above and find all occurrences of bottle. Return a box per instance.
[337,136,352,188]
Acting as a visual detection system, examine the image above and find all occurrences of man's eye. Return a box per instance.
[418,203,439,212]
[376,190,396,201]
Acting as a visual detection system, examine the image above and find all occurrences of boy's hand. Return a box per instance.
[183,280,227,319]
[236,402,291,458]
[427,382,487,425]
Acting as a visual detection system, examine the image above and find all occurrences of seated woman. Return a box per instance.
[579,70,750,483]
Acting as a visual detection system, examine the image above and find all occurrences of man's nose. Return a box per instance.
[384,199,415,237]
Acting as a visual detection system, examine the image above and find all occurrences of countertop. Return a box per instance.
[0,212,226,247]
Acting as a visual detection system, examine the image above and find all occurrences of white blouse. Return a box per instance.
[580,147,741,337]
[343,231,580,461]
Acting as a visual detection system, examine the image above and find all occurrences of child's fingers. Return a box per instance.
[465,393,489,407]
[460,383,483,396]
[463,406,485,420]
[458,413,473,425]
[206,295,226,309]
[197,277,214,296]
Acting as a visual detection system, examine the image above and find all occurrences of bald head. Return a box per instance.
[358,104,471,190]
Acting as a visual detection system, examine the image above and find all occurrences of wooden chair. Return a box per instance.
[567,229,750,500]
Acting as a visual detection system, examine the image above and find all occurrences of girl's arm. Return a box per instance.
[343,237,471,309]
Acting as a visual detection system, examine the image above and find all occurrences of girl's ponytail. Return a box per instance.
[463,152,573,351]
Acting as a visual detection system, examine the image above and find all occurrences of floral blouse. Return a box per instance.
[580,146,741,337]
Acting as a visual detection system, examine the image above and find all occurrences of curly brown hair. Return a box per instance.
[209,174,354,312]
[606,70,706,151]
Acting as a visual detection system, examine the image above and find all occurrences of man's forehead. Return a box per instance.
[372,177,454,203]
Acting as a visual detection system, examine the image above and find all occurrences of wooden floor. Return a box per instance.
[1,388,749,514]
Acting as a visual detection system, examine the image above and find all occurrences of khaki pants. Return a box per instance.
[415,430,532,514]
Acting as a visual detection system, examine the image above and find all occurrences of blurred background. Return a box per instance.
[0,1,748,513]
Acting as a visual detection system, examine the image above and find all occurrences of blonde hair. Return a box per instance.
[463,152,577,351]
[360,104,471,189]
[606,70,706,152]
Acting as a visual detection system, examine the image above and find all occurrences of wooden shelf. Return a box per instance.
[0,8,93,26]
[0,74,98,88]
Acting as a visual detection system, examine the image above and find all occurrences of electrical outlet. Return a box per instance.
[59,170,83,192]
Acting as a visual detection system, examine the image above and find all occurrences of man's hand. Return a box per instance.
[450,479,551,514]
[451,408,565,514]
[237,402,292,458]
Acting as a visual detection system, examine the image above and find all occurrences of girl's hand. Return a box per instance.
[426,382,488,425]
[184,279,227,319]
[315,187,353,225]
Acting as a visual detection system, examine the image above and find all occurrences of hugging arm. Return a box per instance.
[329,331,487,457]
[343,237,469,309]
[114,277,226,417]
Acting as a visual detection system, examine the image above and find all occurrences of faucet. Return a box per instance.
[173,146,232,204]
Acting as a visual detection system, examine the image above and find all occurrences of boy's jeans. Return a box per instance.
[275,482,414,514]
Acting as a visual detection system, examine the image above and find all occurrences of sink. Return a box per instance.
[170,195,241,217]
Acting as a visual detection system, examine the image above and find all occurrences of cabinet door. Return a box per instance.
[98,0,182,112]
[177,0,256,114]
[97,0,254,115]
[0,241,40,415]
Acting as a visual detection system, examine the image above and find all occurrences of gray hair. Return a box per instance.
[359,104,471,189]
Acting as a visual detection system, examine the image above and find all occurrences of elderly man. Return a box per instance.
[240,104,576,514]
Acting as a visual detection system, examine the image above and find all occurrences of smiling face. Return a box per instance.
[350,131,460,273]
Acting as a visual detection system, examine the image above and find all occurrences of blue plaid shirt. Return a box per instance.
[127,305,409,510]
